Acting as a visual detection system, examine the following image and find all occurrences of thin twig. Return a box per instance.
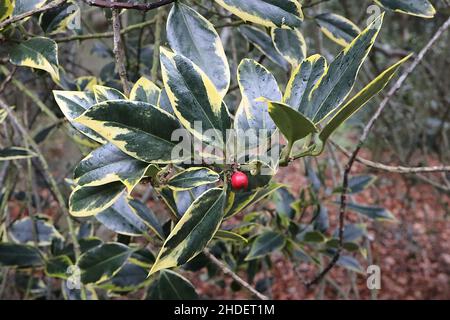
[306,16,450,288]
[83,0,174,11]
[0,66,16,93]
[56,17,158,42]
[331,141,450,174]
[151,8,164,82]
[0,0,67,30]
[112,9,130,95]
[204,250,269,300]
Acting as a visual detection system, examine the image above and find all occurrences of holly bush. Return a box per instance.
[0,0,443,300]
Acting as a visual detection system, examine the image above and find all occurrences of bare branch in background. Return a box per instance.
[204,250,269,300]
[306,16,450,288]
[83,0,175,11]
[111,9,130,95]
[0,0,67,30]
[331,141,450,174]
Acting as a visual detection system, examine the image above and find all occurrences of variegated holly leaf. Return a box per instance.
[214,0,303,28]
[98,263,149,292]
[167,167,220,191]
[160,47,231,147]
[374,0,435,18]
[95,195,149,237]
[0,147,37,161]
[74,142,150,192]
[129,199,165,240]
[75,100,187,164]
[130,76,161,105]
[245,231,286,260]
[167,3,230,97]
[214,230,248,244]
[234,59,282,135]
[157,270,199,299]
[319,55,411,148]
[0,0,14,22]
[78,242,132,284]
[69,182,125,217]
[13,0,45,16]
[10,37,60,81]
[39,1,81,34]
[308,14,384,123]
[150,188,225,274]
[271,27,306,68]
[93,85,127,103]
[283,54,327,116]
[315,13,361,47]
[239,25,289,71]
[225,183,283,218]
[53,90,105,144]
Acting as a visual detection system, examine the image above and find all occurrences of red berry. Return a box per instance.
[231,171,248,190]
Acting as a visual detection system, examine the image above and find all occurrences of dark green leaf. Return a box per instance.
[245,231,286,260]
[314,205,329,233]
[337,255,364,273]
[79,237,103,253]
[303,231,326,243]
[346,202,397,221]
[347,175,377,194]
[273,187,295,219]
[0,243,43,267]
[98,263,149,292]
[13,0,46,16]
[129,199,165,240]
[268,101,317,143]
[95,195,148,236]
